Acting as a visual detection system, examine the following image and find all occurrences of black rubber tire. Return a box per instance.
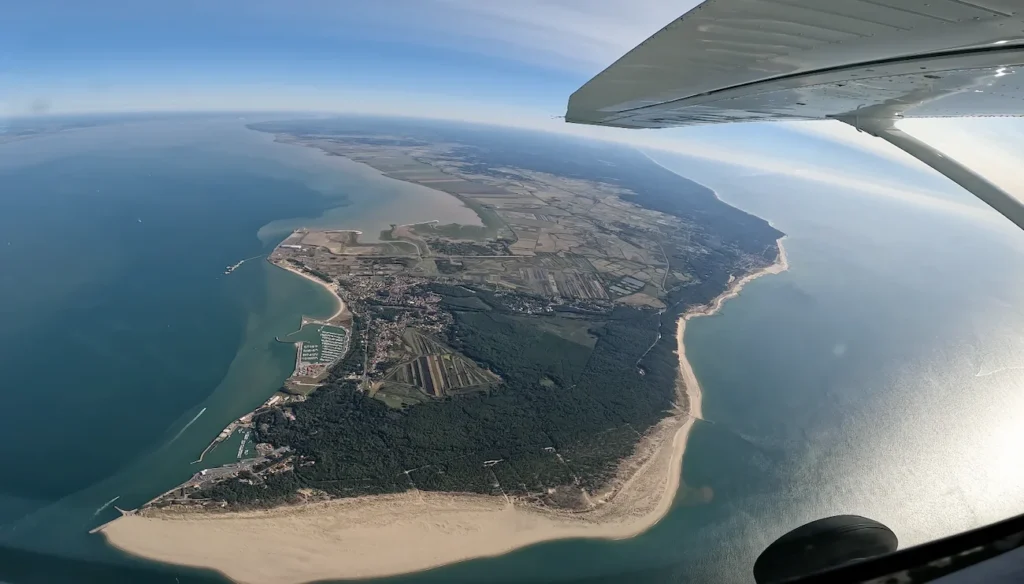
[753,515,898,583]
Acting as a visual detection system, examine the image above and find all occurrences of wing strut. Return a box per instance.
[839,117,1024,232]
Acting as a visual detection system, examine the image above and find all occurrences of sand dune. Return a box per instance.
[100,239,788,584]
[102,416,692,584]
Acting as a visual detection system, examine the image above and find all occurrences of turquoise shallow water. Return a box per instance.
[0,118,341,562]
[1,118,1023,584]
[0,117,471,580]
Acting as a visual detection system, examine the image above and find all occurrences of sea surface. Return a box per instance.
[1,117,1024,584]
[0,116,479,582]
[364,152,1024,583]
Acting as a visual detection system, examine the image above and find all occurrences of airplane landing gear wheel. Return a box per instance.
[753,515,898,583]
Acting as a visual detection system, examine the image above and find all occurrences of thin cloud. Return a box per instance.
[898,118,1024,200]
[219,0,695,73]
[7,0,1020,231]
[783,121,931,173]
[634,137,999,224]
[426,0,695,70]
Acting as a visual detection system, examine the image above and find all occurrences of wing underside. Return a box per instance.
[566,0,1024,231]
[566,0,1024,129]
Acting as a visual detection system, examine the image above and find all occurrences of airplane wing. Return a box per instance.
[566,0,1024,128]
[566,0,1024,231]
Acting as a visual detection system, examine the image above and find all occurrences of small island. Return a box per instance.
[100,121,787,584]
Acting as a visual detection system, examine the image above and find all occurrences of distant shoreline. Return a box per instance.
[98,237,789,584]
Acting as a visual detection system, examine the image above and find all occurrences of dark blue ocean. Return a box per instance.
[1,117,1022,583]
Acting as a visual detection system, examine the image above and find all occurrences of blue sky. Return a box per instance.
[3,0,1022,224]
[3,0,638,118]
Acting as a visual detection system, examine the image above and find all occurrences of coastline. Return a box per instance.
[676,236,789,424]
[269,259,346,322]
[99,239,789,584]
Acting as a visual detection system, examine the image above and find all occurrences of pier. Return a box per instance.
[224,254,263,274]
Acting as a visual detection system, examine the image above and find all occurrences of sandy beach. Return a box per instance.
[100,239,789,584]
[676,236,788,424]
[271,259,347,322]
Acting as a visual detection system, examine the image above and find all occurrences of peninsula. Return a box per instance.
[100,119,787,583]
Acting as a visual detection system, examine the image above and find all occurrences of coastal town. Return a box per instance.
[101,123,785,584]
[128,127,783,511]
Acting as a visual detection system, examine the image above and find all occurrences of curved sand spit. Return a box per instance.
[100,240,788,584]
[272,260,346,322]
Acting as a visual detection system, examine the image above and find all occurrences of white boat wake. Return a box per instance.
[224,254,264,274]
[169,407,206,444]
[92,495,120,517]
